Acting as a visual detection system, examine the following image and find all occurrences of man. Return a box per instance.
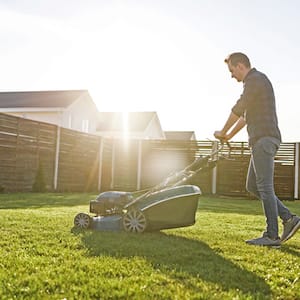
[214,52,300,247]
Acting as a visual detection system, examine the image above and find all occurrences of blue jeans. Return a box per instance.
[246,137,292,239]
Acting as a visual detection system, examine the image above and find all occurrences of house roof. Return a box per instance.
[164,131,196,140]
[97,112,157,132]
[0,90,90,108]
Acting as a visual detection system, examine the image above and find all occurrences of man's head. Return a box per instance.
[224,52,251,82]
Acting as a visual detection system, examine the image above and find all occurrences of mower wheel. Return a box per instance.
[74,213,91,229]
[123,209,147,233]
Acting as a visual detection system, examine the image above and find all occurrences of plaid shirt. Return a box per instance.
[231,68,281,146]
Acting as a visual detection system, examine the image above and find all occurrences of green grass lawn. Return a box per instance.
[0,193,299,299]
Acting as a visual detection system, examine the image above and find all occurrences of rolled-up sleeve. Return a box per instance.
[231,76,258,118]
[231,97,245,117]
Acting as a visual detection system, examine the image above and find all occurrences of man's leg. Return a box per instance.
[249,137,280,239]
[246,137,299,244]
[246,155,292,223]
[246,157,260,199]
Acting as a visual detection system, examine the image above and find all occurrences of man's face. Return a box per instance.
[227,61,244,82]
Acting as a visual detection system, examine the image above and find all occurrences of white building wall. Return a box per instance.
[4,111,63,126]
[144,114,165,139]
[2,94,99,134]
[63,94,98,133]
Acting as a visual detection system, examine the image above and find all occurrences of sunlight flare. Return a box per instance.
[122,111,129,140]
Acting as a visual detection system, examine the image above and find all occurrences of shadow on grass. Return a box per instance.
[280,244,300,257]
[0,193,95,209]
[73,229,271,298]
[199,196,300,217]
[198,197,264,216]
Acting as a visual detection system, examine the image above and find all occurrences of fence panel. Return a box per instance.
[100,139,113,191]
[112,139,139,191]
[216,142,250,197]
[0,113,298,198]
[274,143,295,199]
[57,128,100,192]
[216,142,295,199]
[140,140,197,189]
[0,132,17,192]
[0,114,57,192]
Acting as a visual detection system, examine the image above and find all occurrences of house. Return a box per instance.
[96,112,166,139]
[164,131,197,141]
[0,90,99,133]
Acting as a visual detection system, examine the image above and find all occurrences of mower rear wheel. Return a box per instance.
[123,209,147,233]
[74,213,91,229]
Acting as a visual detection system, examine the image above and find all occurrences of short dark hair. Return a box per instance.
[224,52,251,68]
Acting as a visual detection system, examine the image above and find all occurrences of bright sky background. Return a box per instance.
[1,0,300,141]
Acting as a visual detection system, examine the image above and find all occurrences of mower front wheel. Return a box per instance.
[122,209,147,233]
[74,213,91,229]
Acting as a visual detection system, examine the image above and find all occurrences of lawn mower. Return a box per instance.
[74,142,227,233]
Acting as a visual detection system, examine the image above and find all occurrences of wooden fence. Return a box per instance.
[0,113,298,199]
[0,114,57,192]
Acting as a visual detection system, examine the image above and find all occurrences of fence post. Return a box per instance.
[137,140,143,190]
[211,141,218,194]
[294,142,299,199]
[53,126,61,191]
[110,139,116,189]
[97,138,104,192]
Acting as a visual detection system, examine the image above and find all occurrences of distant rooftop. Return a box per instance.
[164,131,196,140]
[0,90,90,108]
[97,112,157,132]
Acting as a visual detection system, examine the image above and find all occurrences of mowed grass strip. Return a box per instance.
[0,193,299,299]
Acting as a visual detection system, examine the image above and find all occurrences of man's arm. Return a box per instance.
[225,116,246,140]
[214,111,240,140]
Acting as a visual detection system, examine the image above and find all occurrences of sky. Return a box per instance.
[1,0,300,141]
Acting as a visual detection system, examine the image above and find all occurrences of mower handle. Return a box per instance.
[125,140,231,208]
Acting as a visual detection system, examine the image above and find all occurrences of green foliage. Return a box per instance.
[0,194,299,299]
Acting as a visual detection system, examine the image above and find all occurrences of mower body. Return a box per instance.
[74,185,201,232]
